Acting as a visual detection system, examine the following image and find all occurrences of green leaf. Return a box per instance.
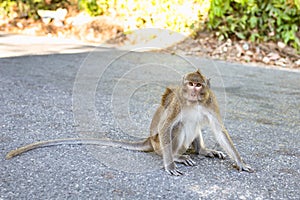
[281,14,291,21]
[250,33,260,42]
[236,32,246,39]
[249,16,257,28]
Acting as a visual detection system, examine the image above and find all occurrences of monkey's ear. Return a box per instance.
[206,78,211,88]
[182,75,186,85]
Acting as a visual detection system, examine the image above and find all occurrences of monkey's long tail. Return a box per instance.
[5,138,154,159]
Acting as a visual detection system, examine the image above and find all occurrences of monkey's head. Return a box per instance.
[182,70,210,103]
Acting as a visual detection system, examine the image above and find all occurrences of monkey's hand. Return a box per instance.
[165,163,184,176]
[233,162,254,173]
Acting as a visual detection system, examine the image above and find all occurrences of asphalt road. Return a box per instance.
[0,33,299,200]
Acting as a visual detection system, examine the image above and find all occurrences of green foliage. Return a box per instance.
[0,0,70,19]
[1,0,211,35]
[0,0,17,18]
[207,0,300,49]
[3,0,299,51]
[78,0,110,16]
[78,0,210,35]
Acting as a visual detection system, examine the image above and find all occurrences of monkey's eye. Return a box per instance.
[188,82,194,86]
[195,83,202,87]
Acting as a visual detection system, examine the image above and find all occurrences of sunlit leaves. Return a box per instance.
[207,0,300,50]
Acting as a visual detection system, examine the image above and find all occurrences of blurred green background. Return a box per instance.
[1,0,299,50]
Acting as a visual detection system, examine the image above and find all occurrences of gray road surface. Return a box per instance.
[0,33,299,199]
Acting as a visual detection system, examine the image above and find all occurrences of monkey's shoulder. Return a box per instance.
[202,90,220,114]
[161,86,177,108]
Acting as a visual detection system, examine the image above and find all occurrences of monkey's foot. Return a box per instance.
[174,155,196,166]
[165,163,184,176]
[198,148,225,159]
[233,162,254,173]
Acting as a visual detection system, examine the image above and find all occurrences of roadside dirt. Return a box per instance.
[172,32,300,70]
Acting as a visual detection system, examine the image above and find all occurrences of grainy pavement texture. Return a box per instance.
[0,32,299,200]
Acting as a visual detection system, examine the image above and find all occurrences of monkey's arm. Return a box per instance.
[208,117,254,172]
[159,123,182,176]
[158,107,184,176]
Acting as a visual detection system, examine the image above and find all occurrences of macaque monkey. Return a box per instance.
[6,70,253,175]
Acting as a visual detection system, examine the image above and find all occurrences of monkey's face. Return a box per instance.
[182,70,210,103]
[183,80,208,103]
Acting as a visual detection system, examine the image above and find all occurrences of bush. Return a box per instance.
[78,0,110,16]
[0,0,70,20]
[78,0,211,35]
[2,0,299,51]
[0,0,16,19]
[207,0,300,50]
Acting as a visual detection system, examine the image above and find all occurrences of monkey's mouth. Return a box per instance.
[188,95,200,102]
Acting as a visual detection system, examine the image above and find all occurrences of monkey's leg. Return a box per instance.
[193,127,225,159]
[172,125,196,167]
